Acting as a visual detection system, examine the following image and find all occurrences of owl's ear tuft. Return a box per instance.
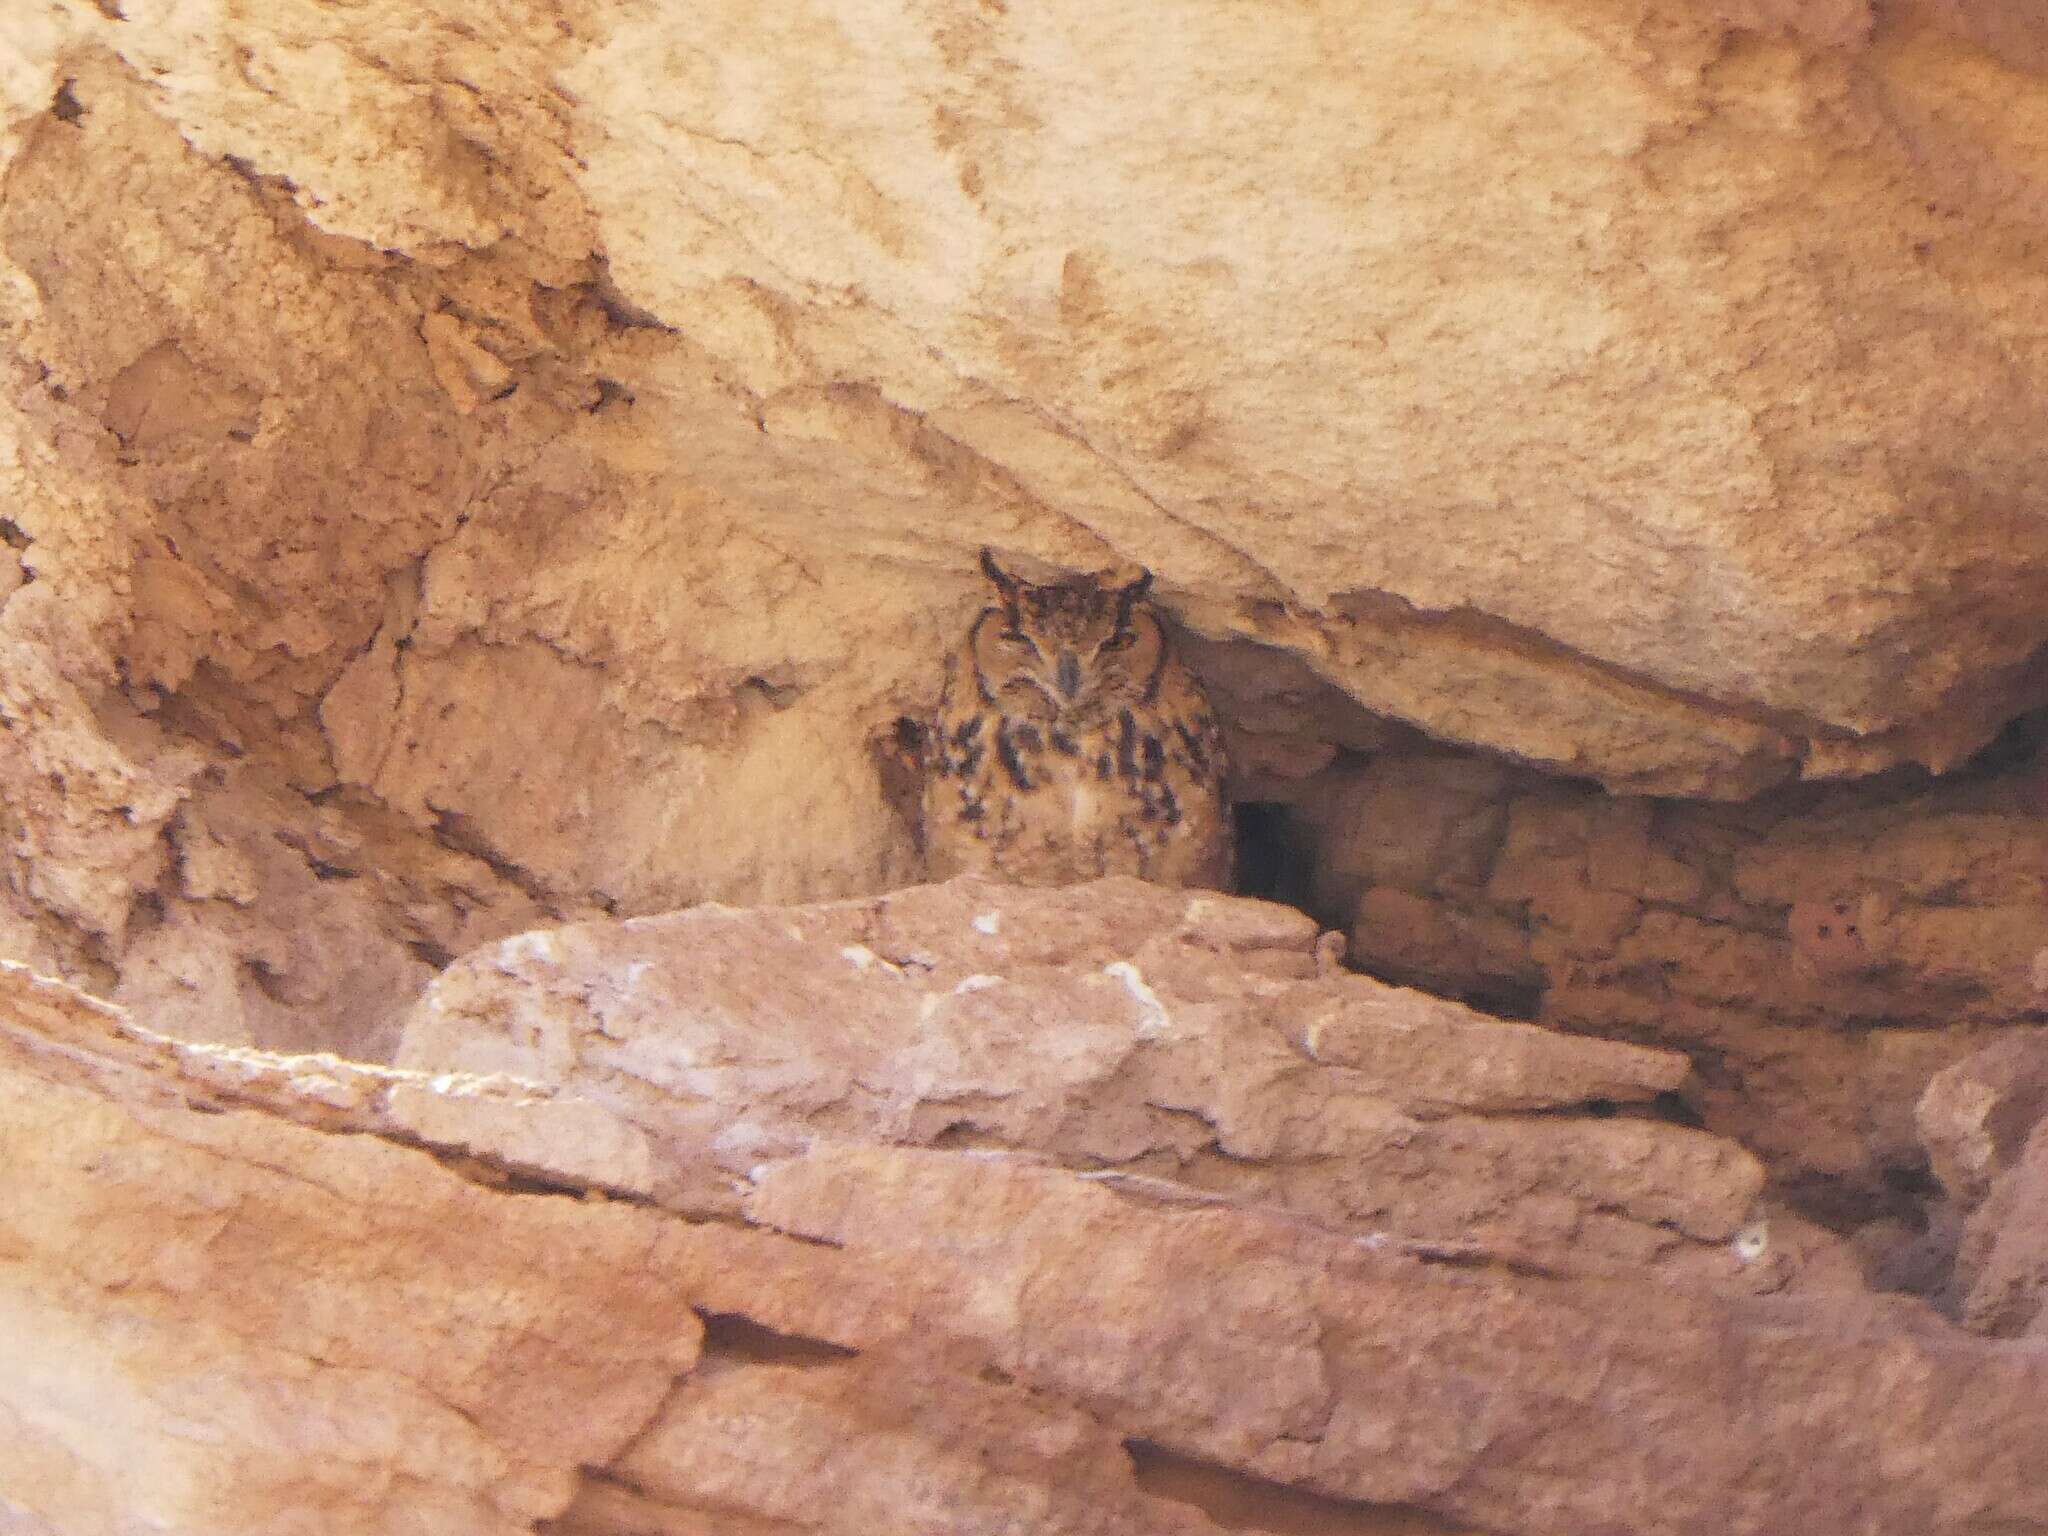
[979,547,1023,605]
[1114,568,1154,623]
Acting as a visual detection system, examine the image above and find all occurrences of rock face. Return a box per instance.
[7,2,2048,1064]
[1919,1034,2048,1335]
[5,883,2045,1536]
[6,2,2048,1530]
[398,877,1772,1288]
[0,963,700,1534]
[1284,732,2048,1209]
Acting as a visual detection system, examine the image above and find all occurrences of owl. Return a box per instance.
[922,549,1233,889]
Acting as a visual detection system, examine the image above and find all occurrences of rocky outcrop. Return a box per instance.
[1953,1125,2048,1336]
[4,882,2042,1536]
[6,2,2048,1528]
[1282,734,2048,1213]
[0,963,697,1534]
[397,877,1777,1288]
[7,3,2048,1064]
[1920,1034,2048,1335]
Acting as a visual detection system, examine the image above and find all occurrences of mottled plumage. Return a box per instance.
[922,549,1232,889]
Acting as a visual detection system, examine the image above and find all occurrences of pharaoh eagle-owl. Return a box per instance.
[922,549,1233,889]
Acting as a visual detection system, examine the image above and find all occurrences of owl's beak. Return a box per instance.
[1055,652,1083,701]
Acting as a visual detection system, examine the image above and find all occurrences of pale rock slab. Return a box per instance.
[0,921,2042,1536]
[399,877,1779,1289]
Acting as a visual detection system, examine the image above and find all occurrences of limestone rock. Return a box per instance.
[399,877,1772,1287]
[1290,737,2048,1201]
[1920,1033,2048,1335]
[4,6,2048,1073]
[5,3,2048,1525]
[0,0,2043,1110]
[727,1145,2045,1536]
[1918,1030,2048,1208]
[4,933,2046,1536]
[1951,1119,2048,1337]
[0,965,692,1535]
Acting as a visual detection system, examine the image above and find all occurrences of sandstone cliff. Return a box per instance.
[3,0,2048,1530]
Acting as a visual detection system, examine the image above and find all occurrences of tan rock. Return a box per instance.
[3,2,2048,1528]
[1918,1030,2048,1207]
[0,0,2046,1085]
[570,1346,1232,1536]
[399,878,1768,1285]
[1953,1119,2048,1337]
[3,0,2048,1515]
[5,939,2045,1536]
[1295,738,2048,1197]
[733,1144,2048,1535]
[1917,1032,2048,1334]
[0,966,693,1535]
[3,7,2048,1054]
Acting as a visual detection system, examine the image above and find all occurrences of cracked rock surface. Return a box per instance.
[8,2,2048,1063]
[1280,732,2048,1215]
[401,877,1779,1289]
[6,2,2048,1530]
[3,883,2044,1536]
[1919,1032,2048,1336]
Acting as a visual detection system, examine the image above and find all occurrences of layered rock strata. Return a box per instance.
[6,3,2048,1070]
[5,881,2041,1535]
[1277,733,2048,1215]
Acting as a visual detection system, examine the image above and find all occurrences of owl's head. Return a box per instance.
[968,548,1166,723]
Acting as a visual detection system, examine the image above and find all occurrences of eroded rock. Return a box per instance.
[6,3,2048,1067]
[2,944,2042,1536]
[1918,1030,2048,1207]
[3,3,2048,1527]
[1952,1120,2048,1337]
[1289,739,2048,1204]
[1920,1033,2048,1336]
[398,878,1775,1288]
[0,966,690,1535]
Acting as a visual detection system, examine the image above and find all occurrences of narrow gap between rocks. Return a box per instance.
[695,1312,860,1367]
[1192,643,2048,1299]
[1124,1440,1481,1536]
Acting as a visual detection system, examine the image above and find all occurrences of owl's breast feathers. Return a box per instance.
[922,645,1232,889]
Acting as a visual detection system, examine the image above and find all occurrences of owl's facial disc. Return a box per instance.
[969,578,1163,725]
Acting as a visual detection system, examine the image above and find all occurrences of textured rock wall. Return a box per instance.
[1281,726,2048,1213]
[5,884,2041,1536]
[6,3,2048,1527]
[7,1,2048,1066]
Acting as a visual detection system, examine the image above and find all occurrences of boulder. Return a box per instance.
[399,878,1772,1287]
[0,915,2040,1536]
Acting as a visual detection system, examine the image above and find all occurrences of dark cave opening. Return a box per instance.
[1228,799,1312,909]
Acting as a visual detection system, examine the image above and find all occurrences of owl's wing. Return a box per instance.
[927,652,985,779]
[1164,699,1227,788]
